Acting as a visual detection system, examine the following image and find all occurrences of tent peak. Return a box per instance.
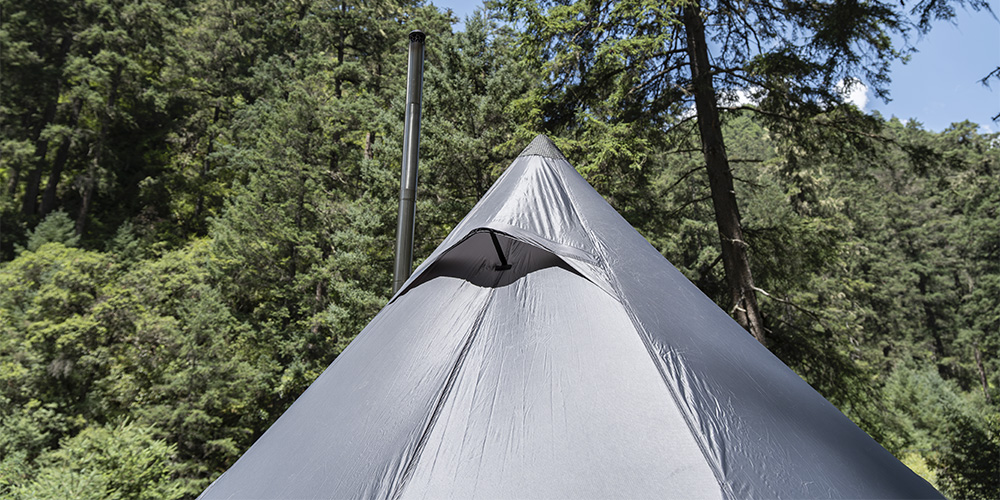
[518,134,566,160]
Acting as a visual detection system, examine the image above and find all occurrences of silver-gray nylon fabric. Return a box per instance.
[200,135,942,499]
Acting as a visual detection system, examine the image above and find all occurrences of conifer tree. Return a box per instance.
[496,0,991,345]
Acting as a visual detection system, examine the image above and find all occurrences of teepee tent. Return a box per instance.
[200,135,940,499]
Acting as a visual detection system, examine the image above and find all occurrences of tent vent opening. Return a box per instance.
[396,230,583,296]
[487,230,512,271]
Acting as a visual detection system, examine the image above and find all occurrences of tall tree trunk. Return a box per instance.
[289,173,305,285]
[21,101,59,216]
[40,98,82,216]
[76,65,122,236]
[364,131,374,160]
[917,273,951,378]
[5,119,29,196]
[335,0,346,99]
[22,35,73,216]
[194,106,221,224]
[974,345,991,403]
[683,4,767,345]
[76,146,102,236]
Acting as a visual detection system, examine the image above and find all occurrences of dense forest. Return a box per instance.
[1,0,997,498]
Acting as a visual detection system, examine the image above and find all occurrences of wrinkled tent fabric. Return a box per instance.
[200,135,941,499]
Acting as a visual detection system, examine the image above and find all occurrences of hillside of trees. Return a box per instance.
[1,0,997,498]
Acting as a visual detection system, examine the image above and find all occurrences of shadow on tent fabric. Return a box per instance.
[398,230,585,293]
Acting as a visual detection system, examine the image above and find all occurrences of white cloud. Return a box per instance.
[683,82,870,117]
[836,78,869,110]
[680,86,764,119]
[721,86,764,107]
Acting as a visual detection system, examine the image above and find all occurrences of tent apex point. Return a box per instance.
[519,134,566,160]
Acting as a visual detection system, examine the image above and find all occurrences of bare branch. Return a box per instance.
[752,286,823,322]
[662,114,698,136]
[732,174,762,188]
[664,148,703,155]
[661,165,705,194]
[628,59,690,96]
[700,253,724,276]
[981,66,1000,87]
[723,105,892,143]
[664,194,712,218]
[985,67,1000,121]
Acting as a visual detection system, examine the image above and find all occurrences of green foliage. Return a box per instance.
[1,0,997,497]
[418,11,539,251]
[884,365,1000,498]
[0,398,71,496]
[1,239,267,493]
[932,411,1000,499]
[0,243,111,412]
[10,422,184,500]
[88,241,263,489]
[24,211,78,252]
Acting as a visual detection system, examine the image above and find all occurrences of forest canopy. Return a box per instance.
[1,0,997,498]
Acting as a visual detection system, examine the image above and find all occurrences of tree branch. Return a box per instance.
[661,165,705,193]
[664,194,712,218]
[752,286,823,323]
[662,114,698,136]
[723,105,892,143]
[628,59,690,96]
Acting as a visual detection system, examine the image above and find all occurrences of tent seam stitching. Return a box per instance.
[390,282,499,499]
[549,156,733,499]
[601,264,734,499]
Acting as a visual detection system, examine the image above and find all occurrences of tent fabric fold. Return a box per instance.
[200,135,941,500]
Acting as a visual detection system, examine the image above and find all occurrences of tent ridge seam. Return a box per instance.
[391,285,499,499]
[601,264,734,499]
[550,157,732,497]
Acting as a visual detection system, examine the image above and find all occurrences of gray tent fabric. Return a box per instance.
[200,135,941,499]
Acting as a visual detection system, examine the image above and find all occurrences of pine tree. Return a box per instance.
[495,0,992,345]
[23,211,78,252]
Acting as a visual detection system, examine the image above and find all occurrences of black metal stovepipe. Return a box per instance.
[392,30,425,294]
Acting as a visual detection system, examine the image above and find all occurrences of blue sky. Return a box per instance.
[868,7,999,133]
[429,1,999,133]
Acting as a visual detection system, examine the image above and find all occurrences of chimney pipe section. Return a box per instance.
[393,30,425,293]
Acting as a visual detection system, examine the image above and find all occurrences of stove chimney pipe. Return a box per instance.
[393,30,425,293]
